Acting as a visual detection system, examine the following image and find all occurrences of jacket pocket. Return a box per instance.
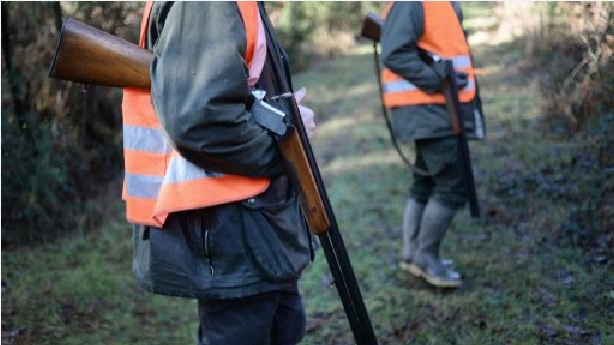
[239,191,311,282]
[134,211,210,298]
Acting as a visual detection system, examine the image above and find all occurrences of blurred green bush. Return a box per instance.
[523,2,613,135]
[2,110,74,243]
[514,2,614,250]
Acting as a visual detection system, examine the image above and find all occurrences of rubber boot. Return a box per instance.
[400,199,425,262]
[412,198,462,288]
[399,199,455,277]
[399,199,425,275]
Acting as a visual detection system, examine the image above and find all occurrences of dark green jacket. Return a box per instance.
[149,1,285,177]
[132,1,312,300]
[381,1,485,141]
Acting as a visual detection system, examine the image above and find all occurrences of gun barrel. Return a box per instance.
[49,18,152,89]
[442,61,480,217]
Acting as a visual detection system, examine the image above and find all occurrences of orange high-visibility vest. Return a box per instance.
[121,2,270,226]
[382,1,476,108]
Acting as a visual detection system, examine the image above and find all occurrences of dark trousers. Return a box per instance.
[198,285,306,345]
[410,137,468,208]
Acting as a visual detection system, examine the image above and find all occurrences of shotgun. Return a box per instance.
[440,59,480,217]
[360,13,480,217]
[50,18,378,344]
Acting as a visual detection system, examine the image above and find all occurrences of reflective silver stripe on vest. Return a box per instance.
[384,78,475,94]
[383,80,418,93]
[125,173,164,199]
[383,54,475,94]
[163,155,224,184]
[451,55,471,69]
[426,54,471,69]
[123,125,172,153]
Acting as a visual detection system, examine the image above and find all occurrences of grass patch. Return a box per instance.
[1,189,198,345]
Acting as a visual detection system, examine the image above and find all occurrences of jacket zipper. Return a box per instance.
[203,228,213,276]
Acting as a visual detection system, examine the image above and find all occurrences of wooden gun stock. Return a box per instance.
[49,19,330,234]
[49,18,152,88]
[360,12,383,43]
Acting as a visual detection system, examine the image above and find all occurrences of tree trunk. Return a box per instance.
[1,2,24,116]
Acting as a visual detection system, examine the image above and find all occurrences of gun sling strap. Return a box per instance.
[371,41,434,176]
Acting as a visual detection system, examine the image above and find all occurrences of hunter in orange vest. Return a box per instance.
[381,1,486,288]
[127,2,316,344]
[122,1,269,227]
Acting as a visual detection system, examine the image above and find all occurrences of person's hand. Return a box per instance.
[430,59,449,85]
[454,72,469,90]
[431,60,468,90]
[294,87,315,138]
